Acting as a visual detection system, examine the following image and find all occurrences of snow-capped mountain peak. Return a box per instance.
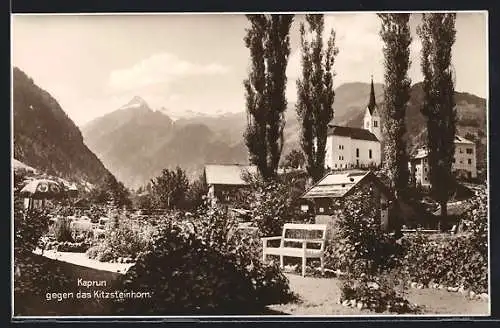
[119,96,150,110]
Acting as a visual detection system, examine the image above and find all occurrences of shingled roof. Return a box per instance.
[301,170,393,199]
[205,164,257,186]
[327,125,379,142]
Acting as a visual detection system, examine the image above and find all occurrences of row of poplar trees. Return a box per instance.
[243,13,457,221]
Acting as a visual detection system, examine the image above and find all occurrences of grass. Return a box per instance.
[268,273,489,316]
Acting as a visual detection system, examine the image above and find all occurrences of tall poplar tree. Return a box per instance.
[244,14,294,180]
[417,13,457,226]
[378,13,412,197]
[296,14,338,182]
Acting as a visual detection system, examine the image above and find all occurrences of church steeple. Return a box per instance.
[367,75,377,115]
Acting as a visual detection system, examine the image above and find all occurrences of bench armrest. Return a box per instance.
[262,236,282,248]
[261,236,282,241]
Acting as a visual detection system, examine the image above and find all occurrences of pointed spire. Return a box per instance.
[368,75,376,114]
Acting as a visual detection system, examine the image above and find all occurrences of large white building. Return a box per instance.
[324,78,382,170]
[409,135,477,186]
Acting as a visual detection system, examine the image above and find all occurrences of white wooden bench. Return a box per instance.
[262,223,327,277]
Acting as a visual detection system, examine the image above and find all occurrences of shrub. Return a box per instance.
[14,199,58,309]
[114,206,294,315]
[86,217,150,262]
[339,275,422,314]
[329,187,405,277]
[14,200,50,256]
[243,173,312,237]
[325,186,417,313]
[52,217,74,242]
[46,241,91,252]
[460,187,487,258]
[86,204,106,223]
[399,233,487,294]
[395,187,488,294]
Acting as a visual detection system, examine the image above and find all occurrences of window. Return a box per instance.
[466,148,473,154]
[335,164,337,168]
[459,148,463,154]
[339,155,341,161]
[423,158,427,163]
[424,176,428,181]
[460,160,463,164]
[369,149,372,159]
[468,158,472,165]
[373,120,378,127]
[424,167,427,173]
[356,159,359,167]
[339,145,344,150]
[356,148,359,157]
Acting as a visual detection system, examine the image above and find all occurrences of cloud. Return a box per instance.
[286,13,383,103]
[286,13,428,103]
[108,52,230,91]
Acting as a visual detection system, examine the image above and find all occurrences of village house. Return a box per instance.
[301,170,395,233]
[324,78,382,170]
[300,169,436,234]
[409,135,477,187]
[204,164,257,205]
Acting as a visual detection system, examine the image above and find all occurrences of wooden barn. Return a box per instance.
[301,170,396,233]
[204,164,257,205]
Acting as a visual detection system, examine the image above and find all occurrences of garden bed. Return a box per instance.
[34,249,134,274]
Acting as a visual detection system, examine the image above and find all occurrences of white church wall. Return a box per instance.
[325,135,381,169]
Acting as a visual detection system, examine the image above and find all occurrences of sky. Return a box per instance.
[12,12,487,126]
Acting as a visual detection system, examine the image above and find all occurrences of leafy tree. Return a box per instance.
[296,14,338,182]
[243,172,312,237]
[244,14,294,180]
[151,166,190,210]
[281,149,306,169]
[186,170,209,211]
[132,184,154,213]
[378,14,412,198]
[417,13,457,227]
[97,173,131,208]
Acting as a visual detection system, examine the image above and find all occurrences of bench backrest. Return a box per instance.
[281,223,328,249]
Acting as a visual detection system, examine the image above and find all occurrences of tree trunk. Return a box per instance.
[440,200,448,232]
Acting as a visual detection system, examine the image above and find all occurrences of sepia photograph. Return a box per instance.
[11,11,489,318]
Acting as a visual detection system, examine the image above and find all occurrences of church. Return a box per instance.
[324,78,383,170]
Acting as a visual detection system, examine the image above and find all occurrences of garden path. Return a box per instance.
[33,249,134,274]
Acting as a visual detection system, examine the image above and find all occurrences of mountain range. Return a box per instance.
[13,67,112,186]
[82,82,487,189]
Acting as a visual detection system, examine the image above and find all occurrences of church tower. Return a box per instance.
[363,76,382,141]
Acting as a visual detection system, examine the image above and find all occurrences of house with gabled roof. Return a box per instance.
[204,164,257,204]
[301,170,396,232]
